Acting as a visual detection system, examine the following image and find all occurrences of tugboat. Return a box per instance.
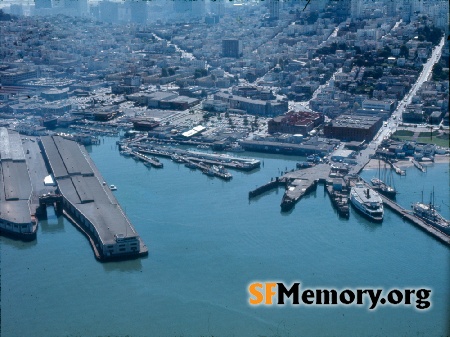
[212,165,232,180]
[350,183,384,222]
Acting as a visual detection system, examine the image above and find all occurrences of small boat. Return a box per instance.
[212,165,232,180]
[109,185,117,191]
[296,161,314,169]
[171,154,185,163]
[185,161,197,169]
[202,165,215,177]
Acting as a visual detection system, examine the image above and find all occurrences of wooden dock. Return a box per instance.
[386,160,406,176]
[411,159,426,172]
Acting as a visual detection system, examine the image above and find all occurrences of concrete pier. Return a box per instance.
[380,194,450,246]
[249,178,284,198]
[250,163,331,212]
[40,135,148,260]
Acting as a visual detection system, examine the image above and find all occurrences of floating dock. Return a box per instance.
[39,135,148,260]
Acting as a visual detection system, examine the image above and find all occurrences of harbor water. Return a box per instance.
[1,136,449,336]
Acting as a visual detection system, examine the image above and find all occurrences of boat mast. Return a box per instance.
[378,158,381,181]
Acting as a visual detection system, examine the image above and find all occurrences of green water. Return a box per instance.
[1,137,449,336]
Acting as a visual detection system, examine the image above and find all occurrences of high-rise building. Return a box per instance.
[64,0,88,16]
[9,4,24,15]
[173,0,204,19]
[222,39,243,58]
[335,0,351,19]
[386,0,396,17]
[210,0,222,17]
[35,0,52,9]
[129,0,147,24]
[99,1,119,23]
[269,0,279,20]
[351,0,362,19]
[192,0,205,18]
[307,0,328,12]
[400,0,412,22]
[173,0,192,14]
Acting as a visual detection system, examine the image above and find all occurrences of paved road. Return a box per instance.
[344,36,445,174]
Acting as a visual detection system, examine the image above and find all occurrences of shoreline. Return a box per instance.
[363,155,450,170]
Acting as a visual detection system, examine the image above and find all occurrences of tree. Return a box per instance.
[194,68,207,79]
[168,68,175,76]
[161,68,168,77]
[338,43,347,51]
[399,45,409,58]
[306,11,319,24]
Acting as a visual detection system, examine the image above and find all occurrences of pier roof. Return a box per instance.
[1,161,32,200]
[40,136,69,179]
[0,128,32,225]
[42,136,139,245]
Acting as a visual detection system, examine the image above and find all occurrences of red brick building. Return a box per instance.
[268,111,324,135]
[323,114,382,141]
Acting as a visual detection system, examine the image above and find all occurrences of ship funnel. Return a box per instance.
[366,188,370,198]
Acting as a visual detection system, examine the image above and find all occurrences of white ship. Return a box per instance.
[350,183,384,222]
